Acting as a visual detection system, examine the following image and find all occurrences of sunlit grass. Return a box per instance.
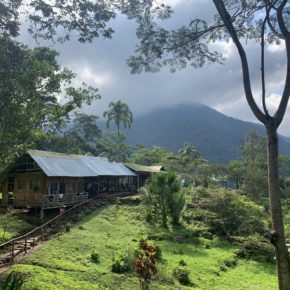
[10,203,277,289]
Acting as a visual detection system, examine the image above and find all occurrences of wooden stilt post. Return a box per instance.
[24,236,27,253]
[40,207,44,220]
[11,241,15,263]
[41,227,44,241]
[2,178,9,207]
[129,177,132,194]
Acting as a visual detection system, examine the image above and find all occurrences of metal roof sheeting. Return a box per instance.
[125,163,166,173]
[28,150,136,177]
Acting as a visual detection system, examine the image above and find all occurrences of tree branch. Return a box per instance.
[274,1,290,126]
[261,11,269,116]
[212,0,267,124]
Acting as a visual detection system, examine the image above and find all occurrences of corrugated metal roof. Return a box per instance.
[125,163,165,173]
[28,150,136,177]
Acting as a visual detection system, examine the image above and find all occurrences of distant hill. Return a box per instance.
[120,103,290,163]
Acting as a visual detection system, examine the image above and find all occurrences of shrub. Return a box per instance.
[111,251,132,273]
[234,234,275,263]
[65,223,71,232]
[154,245,162,261]
[184,188,266,238]
[172,266,192,286]
[223,257,237,268]
[0,272,25,290]
[90,251,100,264]
[178,259,187,266]
[135,241,157,290]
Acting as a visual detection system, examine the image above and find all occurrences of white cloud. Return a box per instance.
[18,0,290,137]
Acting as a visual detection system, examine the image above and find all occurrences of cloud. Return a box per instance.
[19,0,290,136]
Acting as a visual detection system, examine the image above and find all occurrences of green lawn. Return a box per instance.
[9,203,277,289]
[0,213,33,244]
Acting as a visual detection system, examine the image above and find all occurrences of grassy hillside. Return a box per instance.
[0,213,33,244]
[9,202,277,290]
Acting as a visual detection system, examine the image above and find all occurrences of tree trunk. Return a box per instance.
[117,123,120,162]
[266,124,290,290]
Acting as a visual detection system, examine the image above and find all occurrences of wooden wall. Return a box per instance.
[13,175,85,207]
[13,172,45,206]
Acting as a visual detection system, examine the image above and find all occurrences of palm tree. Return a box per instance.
[103,100,133,161]
[103,100,133,142]
[178,142,200,161]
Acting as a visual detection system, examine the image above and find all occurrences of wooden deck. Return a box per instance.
[12,193,89,209]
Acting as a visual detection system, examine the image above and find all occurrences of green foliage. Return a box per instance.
[96,131,131,162]
[172,265,192,286]
[234,234,275,264]
[228,160,244,189]
[0,213,33,244]
[132,145,175,166]
[0,272,25,290]
[240,130,268,199]
[135,241,157,290]
[36,112,101,155]
[147,171,184,227]
[90,251,100,264]
[111,251,132,274]
[103,100,133,132]
[184,188,266,238]
[103,100,133,162]
[8,203,277,289]
[0,36,99,172]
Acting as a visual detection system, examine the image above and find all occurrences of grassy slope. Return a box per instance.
[10,203,277,290]
[0,214,33,244]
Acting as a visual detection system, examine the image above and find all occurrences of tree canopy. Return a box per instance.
[0,36,99,171]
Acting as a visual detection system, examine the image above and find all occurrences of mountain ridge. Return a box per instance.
[119,103,290,163]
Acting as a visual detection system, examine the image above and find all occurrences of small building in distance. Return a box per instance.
[125,163,166,188]
[0,150,136,210]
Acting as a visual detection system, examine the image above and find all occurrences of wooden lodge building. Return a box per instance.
[0,150,136,211]
[125,163,166,188]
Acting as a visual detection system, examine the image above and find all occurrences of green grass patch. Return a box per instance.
[9,203,278,289]
[0,213,33,244]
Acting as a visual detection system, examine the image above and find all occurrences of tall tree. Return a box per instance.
[125,1,290,288]
[178,142,201,161]
[0,36,99,172]
[103,100,133,161]
[103,100,133,141]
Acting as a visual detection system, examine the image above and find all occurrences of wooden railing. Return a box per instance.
[0,191,134,266]
[42,193,88,208]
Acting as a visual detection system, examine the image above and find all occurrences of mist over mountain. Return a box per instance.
[118,103,290,164]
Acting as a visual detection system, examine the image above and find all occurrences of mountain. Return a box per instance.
[121,103,290,164]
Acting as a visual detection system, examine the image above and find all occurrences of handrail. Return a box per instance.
[0,192,109,249]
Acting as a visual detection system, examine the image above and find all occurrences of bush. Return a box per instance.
[0,272,25,290]
[135,241,158,290]
[223,257,237,268]
[184,188,266,238]
[90,251,100,264]
[111,251,133,273]
[65,223,71,232]
[155,245,162,261]
[172,266,192,286]
[234,234,275,263]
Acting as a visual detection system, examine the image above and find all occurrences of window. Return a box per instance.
[18,176,26,190]
[60,182,65,194]
[30,178,40,192]
[48,182,58,195]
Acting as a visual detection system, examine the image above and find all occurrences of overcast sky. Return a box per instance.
[20,0,290,136]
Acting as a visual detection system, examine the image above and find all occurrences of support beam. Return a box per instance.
[2,178,8,206]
